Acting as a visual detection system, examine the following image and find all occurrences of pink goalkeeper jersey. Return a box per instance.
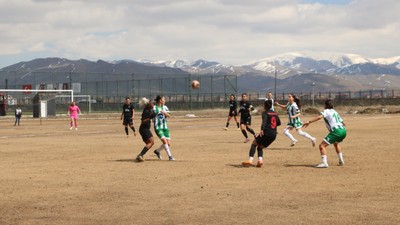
[68,105,80,117]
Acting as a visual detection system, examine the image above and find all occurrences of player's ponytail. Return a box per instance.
[292,94,301,110]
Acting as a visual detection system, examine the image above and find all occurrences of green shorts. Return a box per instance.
[155,128,171,139]
[287,121,303,129]
[324,128,346,145]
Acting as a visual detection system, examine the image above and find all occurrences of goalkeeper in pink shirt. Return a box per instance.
[68,101,81,130]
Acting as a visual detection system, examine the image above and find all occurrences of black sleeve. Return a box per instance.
[276,115,281,127]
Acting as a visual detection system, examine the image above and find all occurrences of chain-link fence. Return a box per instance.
[0,71,238,115]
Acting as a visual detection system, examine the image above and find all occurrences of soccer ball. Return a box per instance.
[191,80,200,89]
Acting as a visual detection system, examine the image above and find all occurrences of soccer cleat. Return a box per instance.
[136,155,144,162]
[241,160,254,167]
[290,140,298,147]
[168,156,175,161]
[75,127,78,131]
[338,160,345,166]
[244,138,250,143]
[154,150,162,160]
[311,137,317,147]
[256,160,264,168]
[236,128,241,131]
[315,163,329,168]
[223,127,228,131]
[70,127,73,130]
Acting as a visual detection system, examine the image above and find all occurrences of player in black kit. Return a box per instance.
[242,100,281,168]
[120,97,136,137]
[136,99,156,162]
[238,93,256,143]
[224,94,240,130]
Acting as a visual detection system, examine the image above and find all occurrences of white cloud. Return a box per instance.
[0,0,399,68]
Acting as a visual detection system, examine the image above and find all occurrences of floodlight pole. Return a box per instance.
[274,68,277,98]
[312,82,315,107]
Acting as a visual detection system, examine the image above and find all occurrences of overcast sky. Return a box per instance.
[0,0,399,68]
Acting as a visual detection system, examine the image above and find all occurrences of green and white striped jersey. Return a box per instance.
[321,109,345,132]
[286,102,301,125]
[153,105,169,130]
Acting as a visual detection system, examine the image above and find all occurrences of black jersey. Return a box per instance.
[122,103,135,118]
[239,100,252,118]
[261,110,281,136]
[140,107,156,130]
[229,100,237,112]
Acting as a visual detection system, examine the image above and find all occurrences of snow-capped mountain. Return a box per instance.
[138,52,400,77]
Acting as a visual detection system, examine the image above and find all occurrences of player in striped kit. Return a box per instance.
[152,95,175,161]
[302,99,346,168]
[275,94,316,147]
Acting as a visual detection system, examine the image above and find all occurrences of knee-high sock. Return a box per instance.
[226,122,229,128]
[125,127,129,135]
[297,129,314,140]
[131,126,136,132]
[155,144,164,152]
[257,147,263,158]
[236,122,240,128]
[249,144,256,158]
[164,144,172,157]
[284,128,296,141]
[139,146,149,156]
[246,127,255,136]
[241,129,248,138]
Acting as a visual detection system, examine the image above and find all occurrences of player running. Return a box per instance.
[302,99,346,168]
[242,100,281,167]
[238,93,256,143]
[275,94,316,147]
[153,95,175,161]
[223,94,240,131]
[135,98,156,162]
[120,97,136,137]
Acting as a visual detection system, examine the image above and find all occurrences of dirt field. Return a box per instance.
[1,111,399,225]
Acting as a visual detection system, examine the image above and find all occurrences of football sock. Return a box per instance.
[284,128,296,141]
[247,127,255,136]
[125,127,129,135]
[140,146,149,156]
[321,155,328,164]
[297,129,313,140]
[249,144,256,157]
[257,147,263,158]
[338,152,344,162]
[131,126,136,132]
[236,122,240,128]
[164,144,172,157]
[241,129,248,138]
[226,122,229,128]
[249,157,254,162]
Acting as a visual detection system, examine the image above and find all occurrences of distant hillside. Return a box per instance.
[1,53,400,93]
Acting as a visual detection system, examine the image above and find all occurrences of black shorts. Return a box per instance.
[123,117,133,126]
[255,133,276,148]
[240,116,251,125]
[139,127,153,142]
[228,110,238,117]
